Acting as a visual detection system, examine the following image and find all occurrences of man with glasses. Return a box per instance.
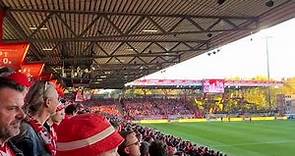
[118,130,141,156]
[12,80,59,156]
[0,68,30,156]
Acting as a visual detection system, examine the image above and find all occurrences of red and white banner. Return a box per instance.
[0,42,30,68]
[75,90,84,102]
[202,79,225,93]
[40,72,53,80]
[126,79,283,88]
[20,63,45,78]
[127,79,202,86]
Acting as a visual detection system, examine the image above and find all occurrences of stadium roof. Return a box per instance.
[1,0,294,88]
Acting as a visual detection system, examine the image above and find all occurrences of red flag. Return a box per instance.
[0,42,30,68]
[20,63,45,78]
[40,72,53,80]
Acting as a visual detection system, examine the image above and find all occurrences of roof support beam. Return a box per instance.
[4,38,208,43]
[56,13,78,37]
[125,16,145,34]
[28,12,55,39]
[8,8,258,20]
[102,15,124,35]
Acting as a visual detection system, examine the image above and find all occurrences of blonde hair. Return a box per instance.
[24,80,56,116]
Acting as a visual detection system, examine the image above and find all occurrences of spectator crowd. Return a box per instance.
[0,67,224,156]
[122,98,195,120]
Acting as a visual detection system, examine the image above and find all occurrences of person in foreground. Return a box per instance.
[12,80,59,156]
[0,70,31,156]
[55,113,124,156]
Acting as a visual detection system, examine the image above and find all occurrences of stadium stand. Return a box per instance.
[122,98,196,120]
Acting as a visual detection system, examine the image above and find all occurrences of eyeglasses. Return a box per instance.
[44,81,49,91]
[43,81,49,97]
[26,81,50,105]
[126,141,140,147]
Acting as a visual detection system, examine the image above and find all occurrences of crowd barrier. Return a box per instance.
[135,116,288,124]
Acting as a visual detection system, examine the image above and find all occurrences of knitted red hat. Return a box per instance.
[0,69,31,87]
[56,114,124,156]
[7,72,31,87]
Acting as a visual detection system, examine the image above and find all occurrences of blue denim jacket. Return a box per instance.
[12,122,52,156]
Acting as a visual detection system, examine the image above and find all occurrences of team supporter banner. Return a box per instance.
[74,90,92,102]
[20,63,45,78]
[83,91,92,101]
[126,79,203,86]
[56,85,65,97]
[40,72,53,80]
[224,80,282,87]
[50,79,57,85]
[203,79,225,93]
[75,90,84,102]
[0,42,30,68]
[126,79,283,88]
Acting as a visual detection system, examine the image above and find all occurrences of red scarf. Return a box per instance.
[51,124,58,151]
[26,117,56,156]
[0,143,16,156]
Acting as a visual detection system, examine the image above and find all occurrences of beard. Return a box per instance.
[0,120,21,140]
[10,120,21,134]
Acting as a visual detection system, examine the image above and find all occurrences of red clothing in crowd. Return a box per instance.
[0,144,16,156]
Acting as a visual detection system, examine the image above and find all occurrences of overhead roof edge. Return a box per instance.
[181,1,295,62]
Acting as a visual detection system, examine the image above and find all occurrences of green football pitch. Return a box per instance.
[143,120,295,156]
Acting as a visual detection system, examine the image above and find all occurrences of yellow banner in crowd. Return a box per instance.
[137,116,287,124]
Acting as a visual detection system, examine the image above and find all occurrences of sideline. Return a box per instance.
[213,140,295,147]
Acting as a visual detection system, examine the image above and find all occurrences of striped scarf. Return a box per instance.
[26,117,56,156]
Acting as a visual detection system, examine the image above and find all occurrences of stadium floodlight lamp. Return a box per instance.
[142,29,158,33]
[265,0,274,7]
[40,27,48,31]
[84,68,89,73]
[29,26,37,30]
[43,48,53,51]
[207,33,213,38]
[126,48,134,51]
[217,0,226,5]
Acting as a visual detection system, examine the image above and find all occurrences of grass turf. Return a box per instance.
[143,120,295,156]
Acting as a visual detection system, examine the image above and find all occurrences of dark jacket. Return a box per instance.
[11,122,51,156]
[7,140,24,156]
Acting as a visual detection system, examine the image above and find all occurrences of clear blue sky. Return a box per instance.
[142,18,295,81]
